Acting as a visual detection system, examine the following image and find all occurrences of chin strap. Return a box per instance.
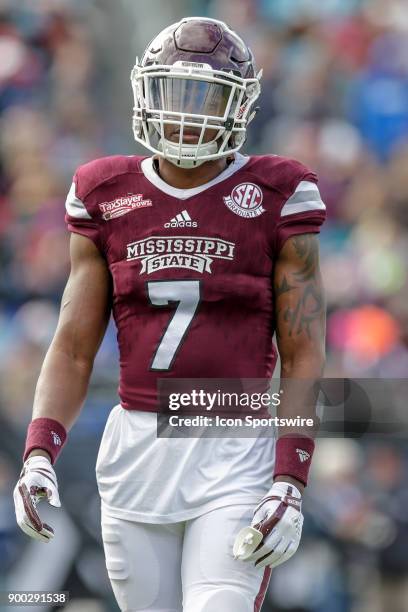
[159,138,219,168]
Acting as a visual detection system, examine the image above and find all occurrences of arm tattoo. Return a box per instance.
[275,235,324,340]
[275,275,294,298]
[282,282,324,339]
[292,235,319,282]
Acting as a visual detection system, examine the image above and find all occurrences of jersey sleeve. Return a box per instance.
[64,175,103,251]
[275,175,326,252]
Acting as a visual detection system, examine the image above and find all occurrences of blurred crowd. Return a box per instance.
[1,1,408,611]
[204,0,408,378]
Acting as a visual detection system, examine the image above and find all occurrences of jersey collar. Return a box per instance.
[140,153,250,200]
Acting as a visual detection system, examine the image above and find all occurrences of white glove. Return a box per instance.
[233,481,303,569]
[13,455,61,543]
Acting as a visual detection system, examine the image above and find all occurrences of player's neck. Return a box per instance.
[156,156,230,190]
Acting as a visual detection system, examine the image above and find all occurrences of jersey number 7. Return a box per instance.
[147,280,201,370]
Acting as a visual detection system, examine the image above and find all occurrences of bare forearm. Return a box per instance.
[274,234,325,438]
[271,234,326,492]
[277,351,325,437]
[272,353,325,494]
[32,345,93,429]
[24,235,111,463]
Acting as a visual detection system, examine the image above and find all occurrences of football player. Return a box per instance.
[14,17,326,612]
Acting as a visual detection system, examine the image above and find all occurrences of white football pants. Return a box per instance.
[101,503,271,612]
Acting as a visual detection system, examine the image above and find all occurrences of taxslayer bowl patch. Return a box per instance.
[99,194,152,220]
[223,183,265,218]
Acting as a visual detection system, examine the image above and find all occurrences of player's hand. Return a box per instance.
[233,481,303,569]
[13,455,61,543]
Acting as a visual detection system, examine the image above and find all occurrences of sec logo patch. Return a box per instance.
[223,183,265,218]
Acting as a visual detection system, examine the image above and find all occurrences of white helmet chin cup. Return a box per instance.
[159,139,219,168]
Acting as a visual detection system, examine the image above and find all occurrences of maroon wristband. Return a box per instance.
[273,435,315,487]
[23,418,67,465]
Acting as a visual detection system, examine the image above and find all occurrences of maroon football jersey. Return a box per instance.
[65,153,326,411]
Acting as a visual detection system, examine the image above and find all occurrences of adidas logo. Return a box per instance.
[296,448,310,463]
[51,431,62,446]
[164,210,198,228]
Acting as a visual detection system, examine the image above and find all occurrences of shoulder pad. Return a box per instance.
[75,155,144,201]
[246,155,317,200]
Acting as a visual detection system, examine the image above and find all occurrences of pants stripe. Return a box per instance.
[254,567,272,612]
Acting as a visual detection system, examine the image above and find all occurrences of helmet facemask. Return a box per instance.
[131,61,261,168]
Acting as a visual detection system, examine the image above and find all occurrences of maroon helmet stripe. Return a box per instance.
[254,567,272,612]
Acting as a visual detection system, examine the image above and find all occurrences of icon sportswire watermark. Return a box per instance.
[155,378,408,438]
